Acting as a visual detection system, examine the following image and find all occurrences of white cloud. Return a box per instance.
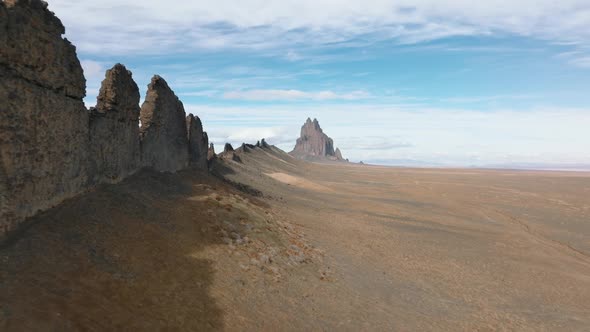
[80,60,107,107]
[440,94,538,104]
[286,50,302,61]
[568,56,590,68]
[179,90,219,97]
[205,126,295,149]
[47,0,590,61]
[187,103,590,166]
[80,60,104,79]
[223,89,371,101]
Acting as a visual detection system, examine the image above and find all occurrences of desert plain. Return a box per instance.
[1,146,589,331]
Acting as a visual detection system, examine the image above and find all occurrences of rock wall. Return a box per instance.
[0,0,89,236]
[89,64,141,183]
[186,114,208,170]
[140,76,190,173]
[0,0,209,240]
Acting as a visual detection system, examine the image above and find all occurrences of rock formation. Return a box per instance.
[0,0,89,236]
[220,143,241,162]
[335,148,343,161]
[186,114,208,170]
[0,0,210,240]
[89,64,141,183]
[240,143,256,153]
[140,75,190,172]
[208,143,216,162]
[290,118,346,161]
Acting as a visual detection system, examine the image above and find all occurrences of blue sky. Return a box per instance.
[49,0,590,167]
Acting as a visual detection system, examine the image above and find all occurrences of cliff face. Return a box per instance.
[186,114,209,171]
[140,76,190,173]
[0,0,89,236]
[0,0,209,240]
[290,118,345,161]
[90,64,141,183]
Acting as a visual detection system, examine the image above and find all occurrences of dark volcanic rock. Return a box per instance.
[224,143,234,153]
[0,0,89,237]
[220,143,241,162]
[240,143,256,153]
[0,1,213,241]
[89,64,141,183]
[0,0,85,99]
[140,75,189,172]
[207,143,216,163]
[290,118,346,161]
[186,114,209,171]
[260,138,271,149]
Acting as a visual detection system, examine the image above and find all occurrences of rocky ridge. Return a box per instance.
[89,63,141,183]
[0,0,208,240]
[140,75,190,173]
[186,114,209,171]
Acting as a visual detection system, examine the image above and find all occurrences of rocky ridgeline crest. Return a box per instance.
[140,75,191,173]
[290,118,346,161]
[0,0,208,239]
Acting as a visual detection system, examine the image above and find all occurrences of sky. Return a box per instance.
[47,0,590,167]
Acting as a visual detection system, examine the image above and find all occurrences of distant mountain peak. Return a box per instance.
[290,118,346,162]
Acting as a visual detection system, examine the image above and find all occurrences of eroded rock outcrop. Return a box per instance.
[140,76,190,172]
[89,63,141,183]
[0,1,210,240]
[219,143,241,162]
[186,114,208,170]
[290,118,346,161]
[0,0,89,236]
[208,143,216,163]
[335,148,343,161]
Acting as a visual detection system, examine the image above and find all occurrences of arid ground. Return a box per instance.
[2,147,590,331]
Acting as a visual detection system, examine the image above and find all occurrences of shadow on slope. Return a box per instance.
[0,169,240,330]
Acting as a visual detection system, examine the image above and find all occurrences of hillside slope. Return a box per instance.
[2,143,590,330]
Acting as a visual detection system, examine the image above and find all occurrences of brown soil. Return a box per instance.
[2,147,590,331]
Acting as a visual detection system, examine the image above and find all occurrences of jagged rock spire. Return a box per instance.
[290,118,345,161]
[186,114,208,170]
[140,75,189,172]
[90,63,141,183]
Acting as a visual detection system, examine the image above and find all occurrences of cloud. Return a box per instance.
[47,0,590,62]
[440,94,538,104]
[187,103,590,165]
[567,56,590,68]
[556,49,590,68]
[286,50,302,61]
[179,90,219,97]
[80,60,108,107]
[223,89,371,101]
[80,60,104,79]
[205,126,295,149]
